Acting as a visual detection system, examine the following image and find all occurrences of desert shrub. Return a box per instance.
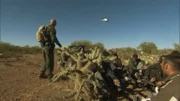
[156,48,173,55]
[0,42,41,58]
[0,40,175,59]
[70,40,105,52]
[111,47,138,60]
[22,45,41,54]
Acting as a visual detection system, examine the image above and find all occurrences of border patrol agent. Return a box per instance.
[151,53,180,101]
[39,19,62,80]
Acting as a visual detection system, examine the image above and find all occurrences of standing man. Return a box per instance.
[150,53,180,101]
[39,19,62,80]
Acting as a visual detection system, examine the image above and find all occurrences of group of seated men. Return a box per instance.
[59,46,180,101]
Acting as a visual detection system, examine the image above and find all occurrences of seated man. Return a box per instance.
[128,53,141,70]
[122,53,142,87]
[144,55,167,88]
[125,53,142,78]
[100,61,120,89]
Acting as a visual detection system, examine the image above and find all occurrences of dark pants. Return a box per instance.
[40,43,55,79]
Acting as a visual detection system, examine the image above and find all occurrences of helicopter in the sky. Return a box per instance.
[100,18,109,22]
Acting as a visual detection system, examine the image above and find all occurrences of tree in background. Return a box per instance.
[137,42,158,54]
[91,42,105,52]
[70,40,105,52]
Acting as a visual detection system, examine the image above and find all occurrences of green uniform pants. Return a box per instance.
[40,45,54,78]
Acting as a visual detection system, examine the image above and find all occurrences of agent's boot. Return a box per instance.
[39,72,48,79]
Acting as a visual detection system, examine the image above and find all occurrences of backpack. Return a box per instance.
[36,25,47,42]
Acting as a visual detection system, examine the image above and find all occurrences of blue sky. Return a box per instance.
[1,0,179,49]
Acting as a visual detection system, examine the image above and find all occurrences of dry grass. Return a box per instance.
[0,42,41,58]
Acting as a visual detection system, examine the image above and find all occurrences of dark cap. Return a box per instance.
[165,52,180,60]
[164,53,180,71]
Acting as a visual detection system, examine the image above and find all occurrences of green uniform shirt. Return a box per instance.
[46,25,62,47]
[151,73,180,101]
[128,58,141,69]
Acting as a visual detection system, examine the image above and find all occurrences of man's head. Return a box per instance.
[49,19,57,27]
[160,53,180,76]
[132,53,138,59]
